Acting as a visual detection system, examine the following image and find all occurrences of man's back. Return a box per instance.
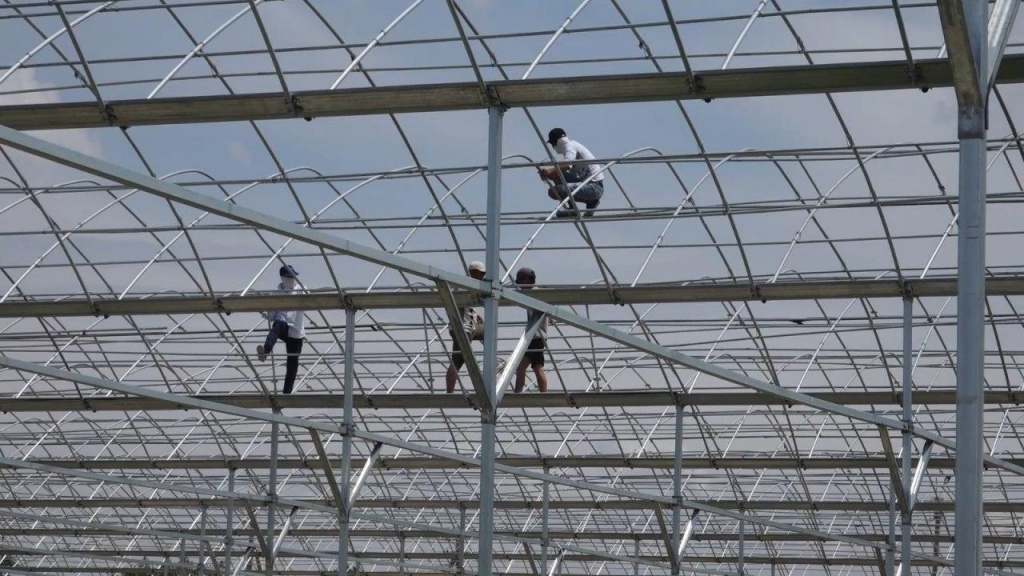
[556,138,603,182]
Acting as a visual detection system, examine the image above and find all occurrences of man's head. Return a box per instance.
[279,265,299,288]
[547,128,567,147]
[515,267,536,287]
[468,260,486,280]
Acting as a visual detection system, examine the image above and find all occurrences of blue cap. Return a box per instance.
[279,265,299,278]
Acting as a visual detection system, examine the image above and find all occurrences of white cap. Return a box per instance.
[468,261,486,273]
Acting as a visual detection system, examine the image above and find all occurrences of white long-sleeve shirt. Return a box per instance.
[268,282,306,338]
[554,137,603,182]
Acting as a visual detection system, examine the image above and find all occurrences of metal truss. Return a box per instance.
[1,2,1023,576]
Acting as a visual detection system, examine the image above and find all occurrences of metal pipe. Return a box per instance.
[329,0,424,89]
[671,404,683,575]
[986,0,1021,93]
[902,297,913,576]
[954,0,988,574]
[541,476,550,573]
[225,467,235,574]
[738,518,745,576]
[199,503,208,576]
[340,308,355,576]
[458,505,467,575]
[478,105,505,576]
[267,417,279,575]
[887,480,896,576]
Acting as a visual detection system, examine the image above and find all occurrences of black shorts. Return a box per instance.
[525,337,546,367]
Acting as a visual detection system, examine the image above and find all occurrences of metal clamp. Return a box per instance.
[480,85,509,111]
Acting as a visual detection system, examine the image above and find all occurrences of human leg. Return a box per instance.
[446,333,466,394]
[512,356,528,391]
[257,320,286,361]
[282,336,303,394]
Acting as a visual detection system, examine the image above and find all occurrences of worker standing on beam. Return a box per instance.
[539,127,604,218]
[514,267,548,393]
[256,265,306,394]
[446,261,487,393]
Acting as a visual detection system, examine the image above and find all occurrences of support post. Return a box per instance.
[887,482,896,576]
[267,417,278,576]
[226,468,235,575]
[951,0,987,575]
[671,404,684,575]
[478,104,504,576]
[199,503,208,576]
[457,505,467,575]
[541,475,550,574]
[341,308,355,576]
[738,518,745,576]
[901,297,913,576]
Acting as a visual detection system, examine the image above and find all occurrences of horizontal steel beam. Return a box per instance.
[0,389,1017,413]
[2,56,1024,130]
[0,498,1005,513]
[0,548,980,568]
[2,276,1023,317]
[0,527,1011,546]
[0,456,983,472]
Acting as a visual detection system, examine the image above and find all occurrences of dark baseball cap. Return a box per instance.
[515,267,536,284]
[279,265,299,278]
[547,128,566,146]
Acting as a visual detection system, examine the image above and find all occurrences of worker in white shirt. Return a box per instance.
[538,128,605,218]
[256,265,306,394]
[446,261,486,393]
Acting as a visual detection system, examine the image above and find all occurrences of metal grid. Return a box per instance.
[0,1,1022,576]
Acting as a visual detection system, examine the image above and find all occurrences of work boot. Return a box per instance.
[583,199,600,217]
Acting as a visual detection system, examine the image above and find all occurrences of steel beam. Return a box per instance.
[495,311,546,403]
[5,455,1004,472]
[347,442,384,509]
[0,389,1020,413]
[1,497,1016,514]
[1,56,1024,130]
[340,308,355,576]
[479,104,504,576]
[3,276,1024,318]
[945,0,989,575]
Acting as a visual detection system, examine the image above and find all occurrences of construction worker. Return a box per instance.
[446,261,486,393]
[538,128,604,218]
[256,265,305,394]
[514,267,548,393]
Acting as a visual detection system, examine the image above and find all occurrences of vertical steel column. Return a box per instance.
[267,417,279,576]
[671,405,684,576]
[226,467,236,575]
[340,308,356,576]
[479,105,504,576]
[458,505,467,575]
[738,518,745,576]
[541,475,550,573]
[954,1,987,575]
[199,503,208,576]
[888,483,897,576]
[626,537,634,573]
[902,297,914,576]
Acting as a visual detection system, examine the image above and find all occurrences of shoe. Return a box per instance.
[257,345,266,362]
[584,199,600,217]
[556,208,579,218]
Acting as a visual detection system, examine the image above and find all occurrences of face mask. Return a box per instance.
[281,277,297,290]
